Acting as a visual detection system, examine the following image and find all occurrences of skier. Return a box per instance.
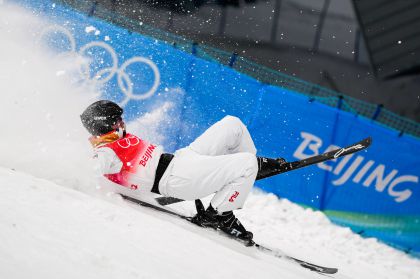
[81,100,286,241]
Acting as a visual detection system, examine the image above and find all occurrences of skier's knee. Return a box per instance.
[222,115,244,129]
[221,115,245,138]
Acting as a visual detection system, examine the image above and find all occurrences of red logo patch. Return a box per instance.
[229,191,240,202]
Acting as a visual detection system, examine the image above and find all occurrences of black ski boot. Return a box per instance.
[190,201,219,229]
[192,200,254,245]
[256,157,286,180]
[217,211,254,245]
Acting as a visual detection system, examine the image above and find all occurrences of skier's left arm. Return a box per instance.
[92,147,122,175]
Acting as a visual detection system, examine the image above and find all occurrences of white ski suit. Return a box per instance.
[94,116,258,212]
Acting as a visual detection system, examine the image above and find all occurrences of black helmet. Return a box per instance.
[80,100,123,136]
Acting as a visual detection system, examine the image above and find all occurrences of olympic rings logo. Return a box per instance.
[38,25,160,106]
[117,136,140,149]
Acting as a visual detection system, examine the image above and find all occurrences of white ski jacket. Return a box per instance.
[94,133,163,192]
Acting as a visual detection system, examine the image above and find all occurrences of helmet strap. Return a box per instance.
[117,127,126,138]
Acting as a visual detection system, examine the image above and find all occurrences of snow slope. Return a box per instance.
[1,168,420,279]
[0,168,253,279]
[0,2,419,279]
[0,168,327,279]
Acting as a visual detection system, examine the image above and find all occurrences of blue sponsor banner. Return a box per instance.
[17,0,420,255]
[177,59,262,146]
[251,86,420,214]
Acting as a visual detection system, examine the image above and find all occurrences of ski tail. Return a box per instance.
[121,194,190,219]
[155,196,184,206]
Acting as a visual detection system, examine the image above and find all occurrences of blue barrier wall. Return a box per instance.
[17,0,420,256]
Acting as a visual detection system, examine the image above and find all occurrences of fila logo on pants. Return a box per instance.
[229,191,240,202]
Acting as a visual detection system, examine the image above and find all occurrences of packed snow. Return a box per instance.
[2,168,420,279]
[0,2,419,279]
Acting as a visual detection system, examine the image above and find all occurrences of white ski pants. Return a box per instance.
[159,116,258,212]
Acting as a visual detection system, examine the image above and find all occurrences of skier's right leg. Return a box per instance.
[159,150,257,209]
[159,116,276,240]
[158,147,257,241]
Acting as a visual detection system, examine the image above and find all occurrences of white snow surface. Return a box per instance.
[0,2,419,279]
[1,168,420,279]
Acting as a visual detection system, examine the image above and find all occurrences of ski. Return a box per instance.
[258,136,372,180]
[155,137,372,206]
[155,196,184,206]
[121,194,338,275]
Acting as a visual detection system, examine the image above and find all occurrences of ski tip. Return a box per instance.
[358,137,372,150]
